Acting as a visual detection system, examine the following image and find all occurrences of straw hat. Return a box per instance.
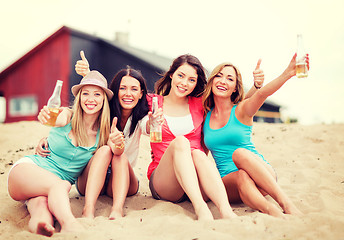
[71,70,114,100]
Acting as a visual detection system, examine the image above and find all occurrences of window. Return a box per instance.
[9,95,38,117]
[0,96,5,122]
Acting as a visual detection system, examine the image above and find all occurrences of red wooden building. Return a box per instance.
[0,26,171,123]
[0,26,282,123]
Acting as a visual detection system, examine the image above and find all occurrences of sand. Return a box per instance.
[0,121,343,239]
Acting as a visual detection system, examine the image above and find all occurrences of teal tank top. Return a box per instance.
[27,123,99,184]
[203,105,267,177]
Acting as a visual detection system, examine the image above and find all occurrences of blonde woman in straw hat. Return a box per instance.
[7,71,113,236]
[36,51,156,220]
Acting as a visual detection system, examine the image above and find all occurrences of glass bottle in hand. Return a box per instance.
[150,97,162,142]
[45,80,63,126]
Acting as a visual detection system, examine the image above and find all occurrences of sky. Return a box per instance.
[1,0,344,125]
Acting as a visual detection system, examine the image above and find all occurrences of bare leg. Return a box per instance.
[191,150,236,219]
[236,170,284,218]
[27,196,55,237]
[8,163,84,233]
[151,136,213,220]
[233,149,302,216]
[107,154,138,220]
[47,180,84,233]
[78,146,113,218]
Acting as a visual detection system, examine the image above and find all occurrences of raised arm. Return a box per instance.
[241,53,309,118]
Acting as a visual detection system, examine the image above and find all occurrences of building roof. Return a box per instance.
[0,25,280,109]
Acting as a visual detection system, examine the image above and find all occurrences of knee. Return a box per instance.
[96,145,113,159]
[232,148,250,167]
[171,136,190,151]
[52,180,72,193]
[191,149,211,164]
[91,145,113,166]
[236,169,252,187]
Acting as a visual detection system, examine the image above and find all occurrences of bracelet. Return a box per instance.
[115,143,124,150]
[254,82,261,89]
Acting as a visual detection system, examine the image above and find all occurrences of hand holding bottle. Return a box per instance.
[149,97,163,143]
[283,53,309,80]
[75,50,90,77]
[296,34,309,78]
[38,105,63,126]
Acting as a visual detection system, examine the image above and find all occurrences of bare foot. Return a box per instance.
[60,219,84,233]
[195,203,214,221]
[263,204,285,218]
[221,210,238,219]
[109,208,124,220]
[283,203,303,217]
[31,222,55,237]
[82,207,95,219]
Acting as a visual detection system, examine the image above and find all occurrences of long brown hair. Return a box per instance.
[203,62,245,113]
[155,54,207,97]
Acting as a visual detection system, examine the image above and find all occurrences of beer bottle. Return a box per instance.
[45,80,63,126]
[150,97,162,142]
[296,34,308,78]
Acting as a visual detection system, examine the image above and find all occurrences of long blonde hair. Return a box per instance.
[71,90,110,152]
[203,62,245,113]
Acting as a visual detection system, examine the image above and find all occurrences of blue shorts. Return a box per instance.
[76,167,139,196]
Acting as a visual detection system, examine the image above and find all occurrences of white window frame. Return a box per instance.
[9,95,38,117]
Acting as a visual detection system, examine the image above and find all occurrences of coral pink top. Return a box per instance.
[146,94,204,179]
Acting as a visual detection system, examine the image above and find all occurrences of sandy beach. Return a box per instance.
[0,121,343,239]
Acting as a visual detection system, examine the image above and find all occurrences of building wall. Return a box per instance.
[69,34,164,99]
[0,30,70,123]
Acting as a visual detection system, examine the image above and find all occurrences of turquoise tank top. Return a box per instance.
[27,123,99,184]
[203,105,267,177]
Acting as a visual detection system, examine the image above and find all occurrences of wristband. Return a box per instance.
[254,82,261,89]
[115,143,124,150]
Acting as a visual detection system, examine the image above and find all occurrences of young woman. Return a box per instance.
[75,64,152,220]
[202,54,309,218]
[147,54,237,220]
[37,51,156,220]
[7,70,112,236]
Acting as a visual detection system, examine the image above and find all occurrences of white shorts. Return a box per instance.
[7,157,37,187]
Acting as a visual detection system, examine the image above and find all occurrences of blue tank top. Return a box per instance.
[27,123,99,184]
[203,105,266,177]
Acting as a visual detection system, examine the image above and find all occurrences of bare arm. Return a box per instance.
[241,53,309,118]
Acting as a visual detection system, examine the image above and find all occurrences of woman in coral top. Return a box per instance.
[147,54,237,220]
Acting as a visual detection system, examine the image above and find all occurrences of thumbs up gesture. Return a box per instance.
[75,50,90,77]
[253,59,264,89]
[108,117,125,152]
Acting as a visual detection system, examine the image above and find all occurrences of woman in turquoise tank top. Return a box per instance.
[7,71,113,236]
[203,54,309,218]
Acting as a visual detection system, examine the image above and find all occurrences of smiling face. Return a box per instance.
[118,75,143,112]
[80,85,105,115]
[170,63,198,98]
[212,66,237,99]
